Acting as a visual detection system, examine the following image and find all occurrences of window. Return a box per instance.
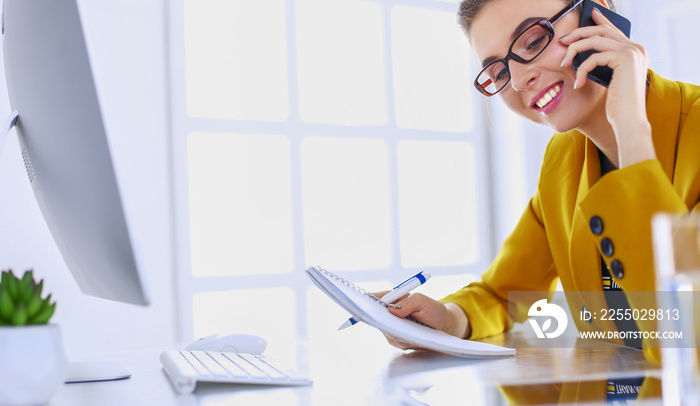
[169,0,493,351]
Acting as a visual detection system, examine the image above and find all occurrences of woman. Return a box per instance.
[384,0,700,364]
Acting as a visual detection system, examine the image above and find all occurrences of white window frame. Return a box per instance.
[167,0,497,343]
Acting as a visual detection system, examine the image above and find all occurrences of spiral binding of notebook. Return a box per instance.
[311,266,399,309]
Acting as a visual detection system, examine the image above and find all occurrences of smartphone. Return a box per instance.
[572,0,632,87]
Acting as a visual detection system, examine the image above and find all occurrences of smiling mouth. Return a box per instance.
[534,83,562,109]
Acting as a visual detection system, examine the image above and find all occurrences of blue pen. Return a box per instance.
[338,271,431,330]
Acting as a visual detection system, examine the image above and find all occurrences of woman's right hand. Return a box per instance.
[376,291,471,350]
[559,7,653,168]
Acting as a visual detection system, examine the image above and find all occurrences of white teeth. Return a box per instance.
[535,84,562,109]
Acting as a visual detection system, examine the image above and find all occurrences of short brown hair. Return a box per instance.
[458,0,616,36]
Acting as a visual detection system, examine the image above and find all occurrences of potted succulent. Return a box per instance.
[0,269,68,405]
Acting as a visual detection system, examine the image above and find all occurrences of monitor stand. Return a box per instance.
[66,362,131,383]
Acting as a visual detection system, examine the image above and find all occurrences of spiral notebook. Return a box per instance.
[305,266,515,358]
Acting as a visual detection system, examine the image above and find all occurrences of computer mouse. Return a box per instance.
[185,334,267,355]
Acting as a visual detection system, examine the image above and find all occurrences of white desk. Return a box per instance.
[51,327,662,405]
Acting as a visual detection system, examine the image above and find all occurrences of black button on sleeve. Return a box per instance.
[611,260,624,279]
[600,238,614,257]
[590,216,604,235]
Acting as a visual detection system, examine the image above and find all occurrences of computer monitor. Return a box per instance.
[1,0,149,305]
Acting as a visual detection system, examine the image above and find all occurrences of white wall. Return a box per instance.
[0,0,174,359]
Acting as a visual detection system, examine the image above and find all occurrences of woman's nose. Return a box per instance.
[507,60,539,91]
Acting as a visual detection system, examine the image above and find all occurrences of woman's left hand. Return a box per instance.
[559,7,655,168]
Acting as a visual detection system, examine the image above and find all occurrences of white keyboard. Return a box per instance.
[160,350,312,394]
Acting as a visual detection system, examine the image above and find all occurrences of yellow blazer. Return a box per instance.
[442,70,700,363]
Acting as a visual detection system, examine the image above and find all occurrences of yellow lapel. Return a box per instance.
[569,136,603,292]
[646,70,681,184]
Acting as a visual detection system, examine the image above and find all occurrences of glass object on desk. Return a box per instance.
[652,213,700,406]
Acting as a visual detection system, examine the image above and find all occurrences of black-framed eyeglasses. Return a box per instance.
[474,0,583,96]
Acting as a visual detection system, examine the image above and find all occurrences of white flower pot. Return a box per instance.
[0,324,68,405]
